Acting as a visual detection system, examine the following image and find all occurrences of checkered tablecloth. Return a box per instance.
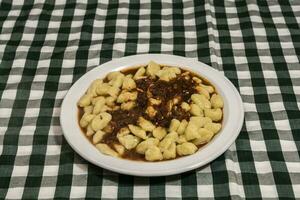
[0,0,300,199]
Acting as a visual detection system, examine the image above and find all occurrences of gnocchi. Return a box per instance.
[136,138,159,154]
[91,112,112,131]
[204,108,222,122]
[181,102,190,111]
[192,128,214,145]
[95,143,118,157]
[118,134,140,150]
[86,125,95,136]
[169,119,180,132]
[93,130,106,144]
[121,101,136,110]
[128,124,148,140]
[147,61,161,77]
[83,105,93,114]
[211,94,224,108]
[78,94,91,107]
[87,79,103,97]
[78,61,223,161]
[114,143,125,155]
[189,104,203,116]
[96,82,110,95]
[163,142,176,159]
[145,146,163,161]
[152,127,167,140]
[191,94,211,109]
[138,117,155,132]
[117,91,138,103]
[122,75,136,90]
[176,142,197,156]
[80,113,95,128]
[133,67,146,79]
[177,119,188,135]
[93,97,106,114]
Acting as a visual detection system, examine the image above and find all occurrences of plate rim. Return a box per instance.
[60,54,244,176]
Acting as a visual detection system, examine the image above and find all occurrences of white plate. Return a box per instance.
[60,54,244,177]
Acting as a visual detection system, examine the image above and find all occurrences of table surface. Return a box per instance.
[1,0,300,199]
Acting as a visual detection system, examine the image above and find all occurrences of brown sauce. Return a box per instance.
[78,66,222,161]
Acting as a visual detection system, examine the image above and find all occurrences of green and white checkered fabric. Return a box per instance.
[0,0,299,199]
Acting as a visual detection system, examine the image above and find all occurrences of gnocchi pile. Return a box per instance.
[77,61,224,161]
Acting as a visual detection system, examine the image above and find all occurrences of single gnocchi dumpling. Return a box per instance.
[117,91,138,103]
[146,61,161,77]
[107,86,120,97]
[204,122,222,134]
[118,134,140,150]
[128,124,148,139]
[83,105,93,114]
[109,73,125,88]
[163,142,176,159]
[169,119,180,132]
[91,112,112,131]
[181,102,190,111]
[93,96,106,114]
[159,137,173,152]
[177,135,187,144]
[79,113,95,128]
[192,77,202,84]
[114,144,125,155]
[176,142,198,156]
[156,67,178,82]
[177,120,188,135]
[118,127,130,137]
[133,67,146,79]
[192,128,214,145]
[200,84,214,93]
[138,117,156,132]
[92,130,106,144]
[145,146,163,161]
[78,94,91,107]
[204,108,222,121]
[190,104,203,116]
[105,96,117,107]
[99,112,112,122]
[122,75,136,90]
[86,124,95,136]
[87,79,103,97]
[136,138,159,154]
[107,71,123,81]
[164,131,178,142]
[152,127,167,140]
[96,82,110,96]
[121,101,136,110]
[191,94,211,109]
[195,86,210,99]
[184,121,200,141]
[95,143,118,157]
[189,116,212,128]
[211,94,224,108]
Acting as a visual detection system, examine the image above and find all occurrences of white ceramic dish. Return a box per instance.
[60,54,244,177]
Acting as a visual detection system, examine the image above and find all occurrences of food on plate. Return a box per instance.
[77,61,223,161]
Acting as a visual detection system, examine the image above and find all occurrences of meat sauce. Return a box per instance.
[78,66,221,161]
